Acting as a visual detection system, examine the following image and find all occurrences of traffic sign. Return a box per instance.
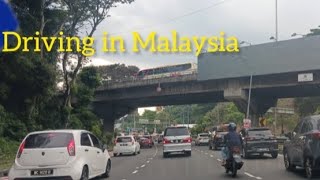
[139,119,149,124]
[259,118,267,127]
[243,119,251,128]
[0,0,19,48]
[154,120,161,124]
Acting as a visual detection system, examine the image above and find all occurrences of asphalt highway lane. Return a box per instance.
[97,144,320,180]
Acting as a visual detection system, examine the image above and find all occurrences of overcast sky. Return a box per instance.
[88,0,320,69]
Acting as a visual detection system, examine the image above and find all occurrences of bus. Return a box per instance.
[135,63,197,79]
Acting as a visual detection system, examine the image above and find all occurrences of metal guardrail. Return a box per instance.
[97,72,198,90]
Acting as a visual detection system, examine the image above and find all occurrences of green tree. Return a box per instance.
[141,110,157,120]
[96,64,140,82]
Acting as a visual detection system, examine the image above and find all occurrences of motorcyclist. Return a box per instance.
[221,122,243,166]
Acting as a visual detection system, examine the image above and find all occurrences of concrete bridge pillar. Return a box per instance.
[92,102,134,133]
[224,88,277,127]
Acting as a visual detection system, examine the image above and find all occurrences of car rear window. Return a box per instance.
[117,137,133,142]
[24,133,73,149]
[164,127,189,136]
[248,129,272,137]
[199,134,208,137]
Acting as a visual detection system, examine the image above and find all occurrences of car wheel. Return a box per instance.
[80,166,89,180]
[113,153,117,157]
[209,144,212,150]
[163,152,168,158]
[283,151,295,171]
[102,160,111,178]
[271,152,278,159]
[305,158,313,179]
[242,147,249,159]
[186,151,191,156]
[213,143,217,150]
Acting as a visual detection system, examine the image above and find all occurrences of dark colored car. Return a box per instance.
[139,137,153,148]
[209,130,228,150]
[241,127,278,159]
[143,135,154,146]
[283,115,320,179]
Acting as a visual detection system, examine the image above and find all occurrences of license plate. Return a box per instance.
[258,148,269,151]
[233,154,241,158]
[31,169,53,176]
[120,144,128,146]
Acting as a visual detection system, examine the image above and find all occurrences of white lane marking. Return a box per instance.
[244,172,255,178]
[210,155,214,157]
[153,144,158,157]
[244,172,262,179]
[132,170,138,174]
[141,164,146,168]
[205,153,208,155]
[217,159,222,162]
[121,179,126,180]
[147,160,150,163]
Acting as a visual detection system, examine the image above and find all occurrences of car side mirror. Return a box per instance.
[103,144,108,152]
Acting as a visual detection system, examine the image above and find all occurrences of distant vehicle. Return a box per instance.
[195,133,209,146]
[209,129,228,150]
[113,135,140,156]
[138,137,153,148]
[283,115,320,179]
[241,127,278,159]
[9,130,111,180]
[163,126,192,158]
[143,135,154,146]
[135,63,197,80]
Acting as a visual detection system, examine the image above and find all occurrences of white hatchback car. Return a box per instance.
[8,130,111,180]
[113,135,140,156]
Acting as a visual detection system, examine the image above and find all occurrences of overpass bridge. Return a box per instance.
[93,35,320,133]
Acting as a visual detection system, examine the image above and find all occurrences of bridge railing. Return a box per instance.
[97,72,198,90]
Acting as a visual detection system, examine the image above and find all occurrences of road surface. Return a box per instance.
[2,144,318,180]
[98,144,319,180]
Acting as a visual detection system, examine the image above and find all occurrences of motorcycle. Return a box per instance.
[224,146,244,177]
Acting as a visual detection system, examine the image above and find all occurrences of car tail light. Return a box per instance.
[17,140,25,158]
[67,139,75,156]
[183,137,192,143]
[245,137,255,141]
[163,138,171,144]
[312,132,320,139]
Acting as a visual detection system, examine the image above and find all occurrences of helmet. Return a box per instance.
[228,123,237,131]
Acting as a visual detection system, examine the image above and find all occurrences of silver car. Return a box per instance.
[163,126,192,157]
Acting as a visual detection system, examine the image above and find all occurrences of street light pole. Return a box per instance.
[133,113,136,129]
[275,0,278,41]
[246,74,253,119]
